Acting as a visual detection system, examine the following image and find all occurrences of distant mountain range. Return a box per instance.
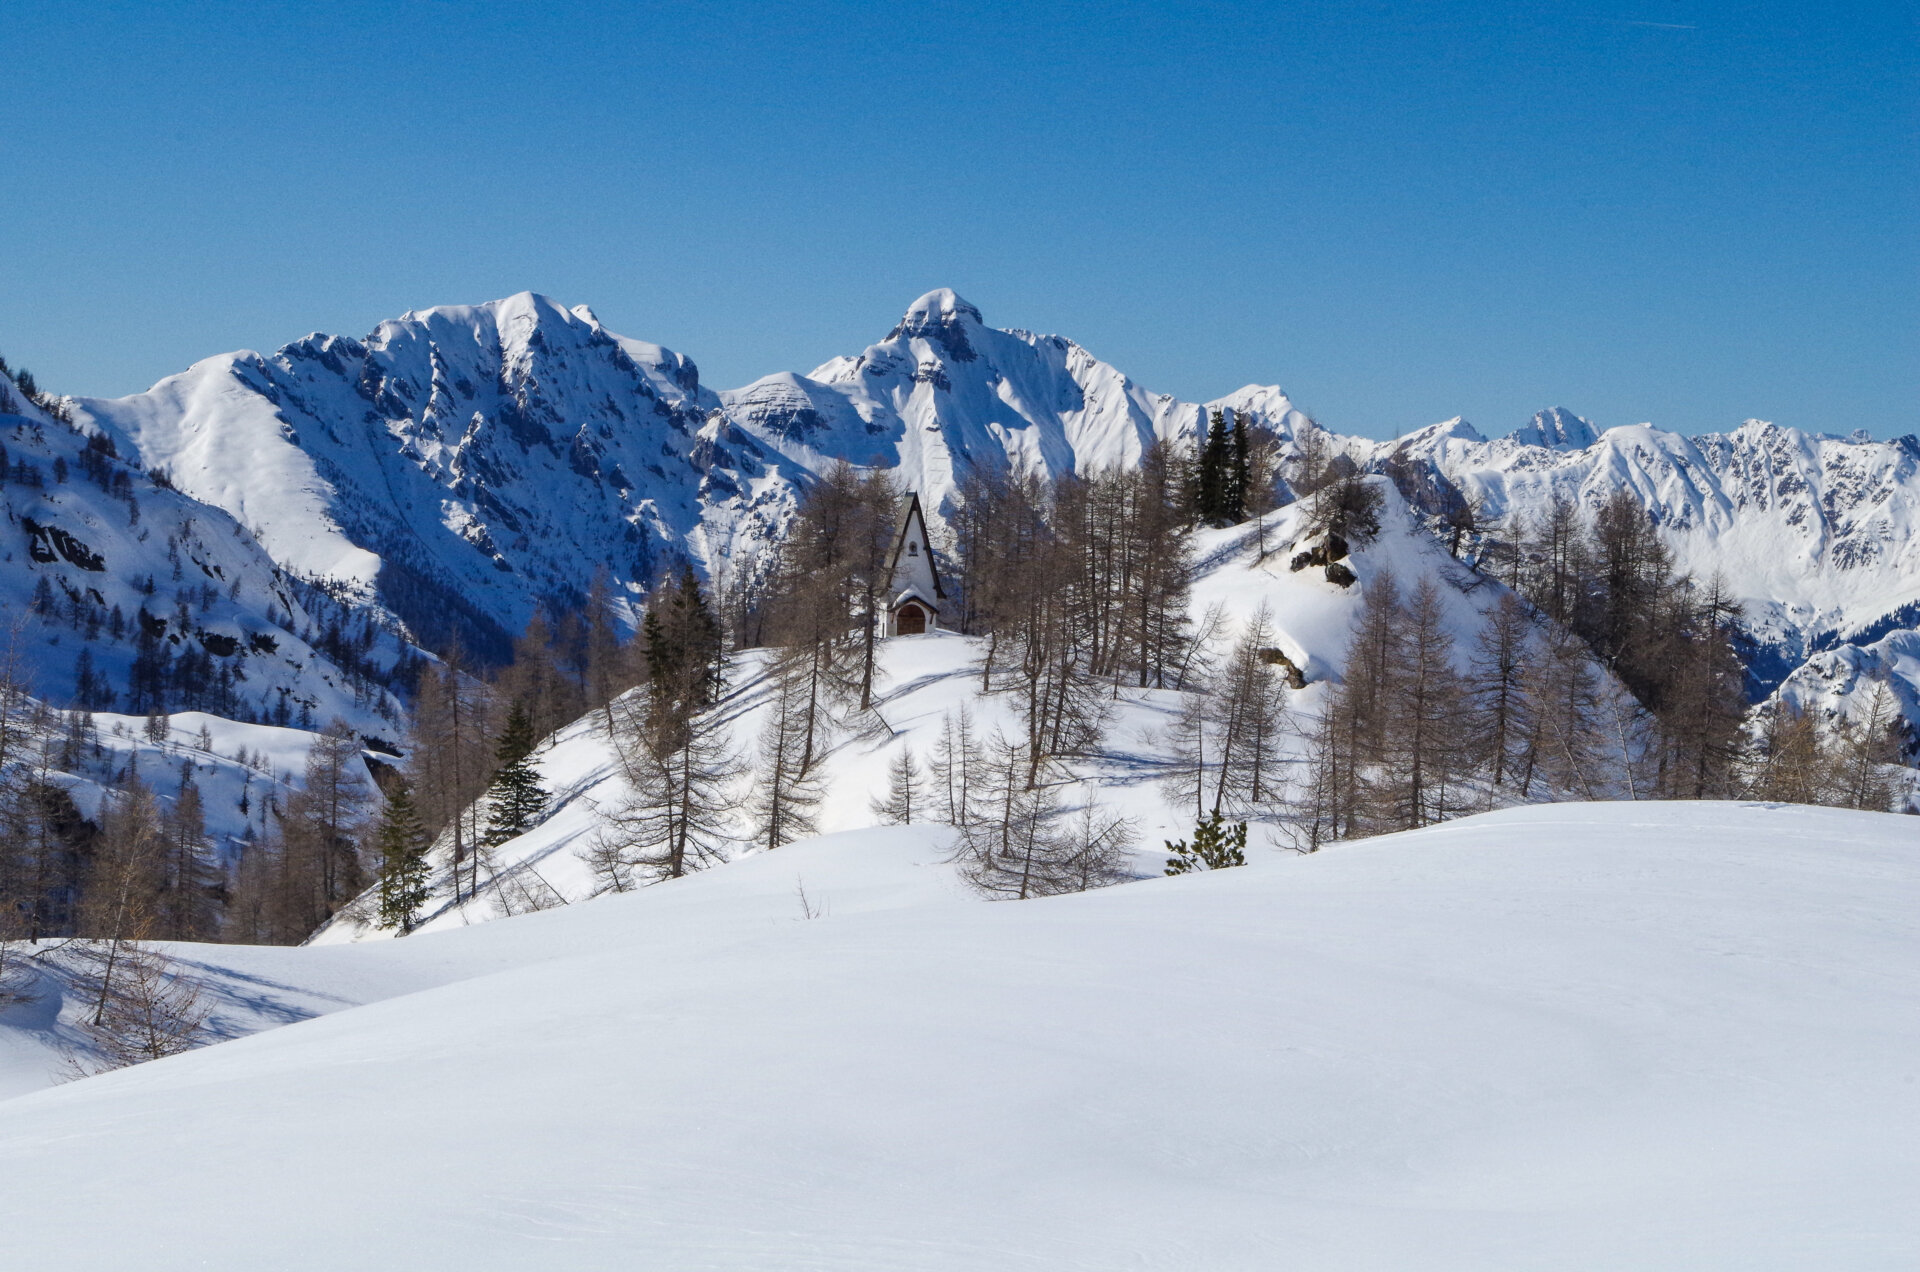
[21,289,1917,734]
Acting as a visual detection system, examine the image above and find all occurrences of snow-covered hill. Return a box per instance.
[310,493,1632,943]
[1,801,1913,1269]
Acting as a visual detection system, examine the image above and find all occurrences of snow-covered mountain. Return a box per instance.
[2,400,406,743]
[1382,410,1920,708]
[53,290,1920,736]
[73,290,1309,658]
[723,287,1308,511]
[71,295,760,660]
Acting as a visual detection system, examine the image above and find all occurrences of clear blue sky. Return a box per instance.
[3,1,1914,439]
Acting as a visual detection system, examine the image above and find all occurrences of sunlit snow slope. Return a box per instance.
[1,801,1913,1270]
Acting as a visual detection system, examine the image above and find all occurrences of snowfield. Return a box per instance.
[0,800,1914,1269]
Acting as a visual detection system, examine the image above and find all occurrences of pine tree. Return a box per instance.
[1226,409,1251,523]
[1164,810,1248,874]
[644,563,726,721]
[484,701,547,847]
[1195,408,1232,523]
[374,784,432,934]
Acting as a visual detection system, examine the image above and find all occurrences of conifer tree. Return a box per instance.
[1164,810,1248,874]
[959,732,1133,899]
[748,664,823,851]
[155,763,217,940]
[927,705,982,828]
[1195,408,1232,523]
[1833,678,1904,811]
[871,748,922,825]
[1226,409,1251,523]
[1467,591,1533,791]
[600,683,741,884]
[1375,577,1469,830]
[644,563,726,721]
[1747,701,1831,805]
[484,701,547,847]
[374,784,431,934]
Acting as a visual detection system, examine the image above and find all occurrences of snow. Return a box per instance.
[1,800,1914,1268]
[0,410,405,740]
[57,290,1920,743]
[295,487,1624,945]
[59,710,346,853]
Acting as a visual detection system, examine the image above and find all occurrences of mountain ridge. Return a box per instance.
[50,289,1920,735]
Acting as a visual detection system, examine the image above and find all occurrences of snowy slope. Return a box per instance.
[53,711,342,866]
[314,490,1623,943]
[1,410,406,740]
[1,801,1913,1269]
[0,824,967,1099]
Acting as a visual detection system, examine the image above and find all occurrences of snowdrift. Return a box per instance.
[0,801,1914,1269]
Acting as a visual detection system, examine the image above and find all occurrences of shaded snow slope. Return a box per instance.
[1,802,1914,1269]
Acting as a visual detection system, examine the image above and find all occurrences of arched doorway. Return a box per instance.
[895,601,928,635]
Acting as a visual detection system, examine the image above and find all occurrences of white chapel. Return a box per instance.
[885,492,944,635]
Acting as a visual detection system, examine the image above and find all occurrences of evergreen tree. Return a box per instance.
[484,701,547,846]
[1164,810,1248,874]
[643,563,726,721]
[1226,409,1250,523]
[373,784,432,934]
[1195,408,1232,523]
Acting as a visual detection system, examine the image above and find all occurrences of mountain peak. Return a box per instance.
[899,288,982,328]
[1510,407,1598,450]
[887,289,984,362]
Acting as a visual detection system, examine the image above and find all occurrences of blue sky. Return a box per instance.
[2,1,1913,438]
